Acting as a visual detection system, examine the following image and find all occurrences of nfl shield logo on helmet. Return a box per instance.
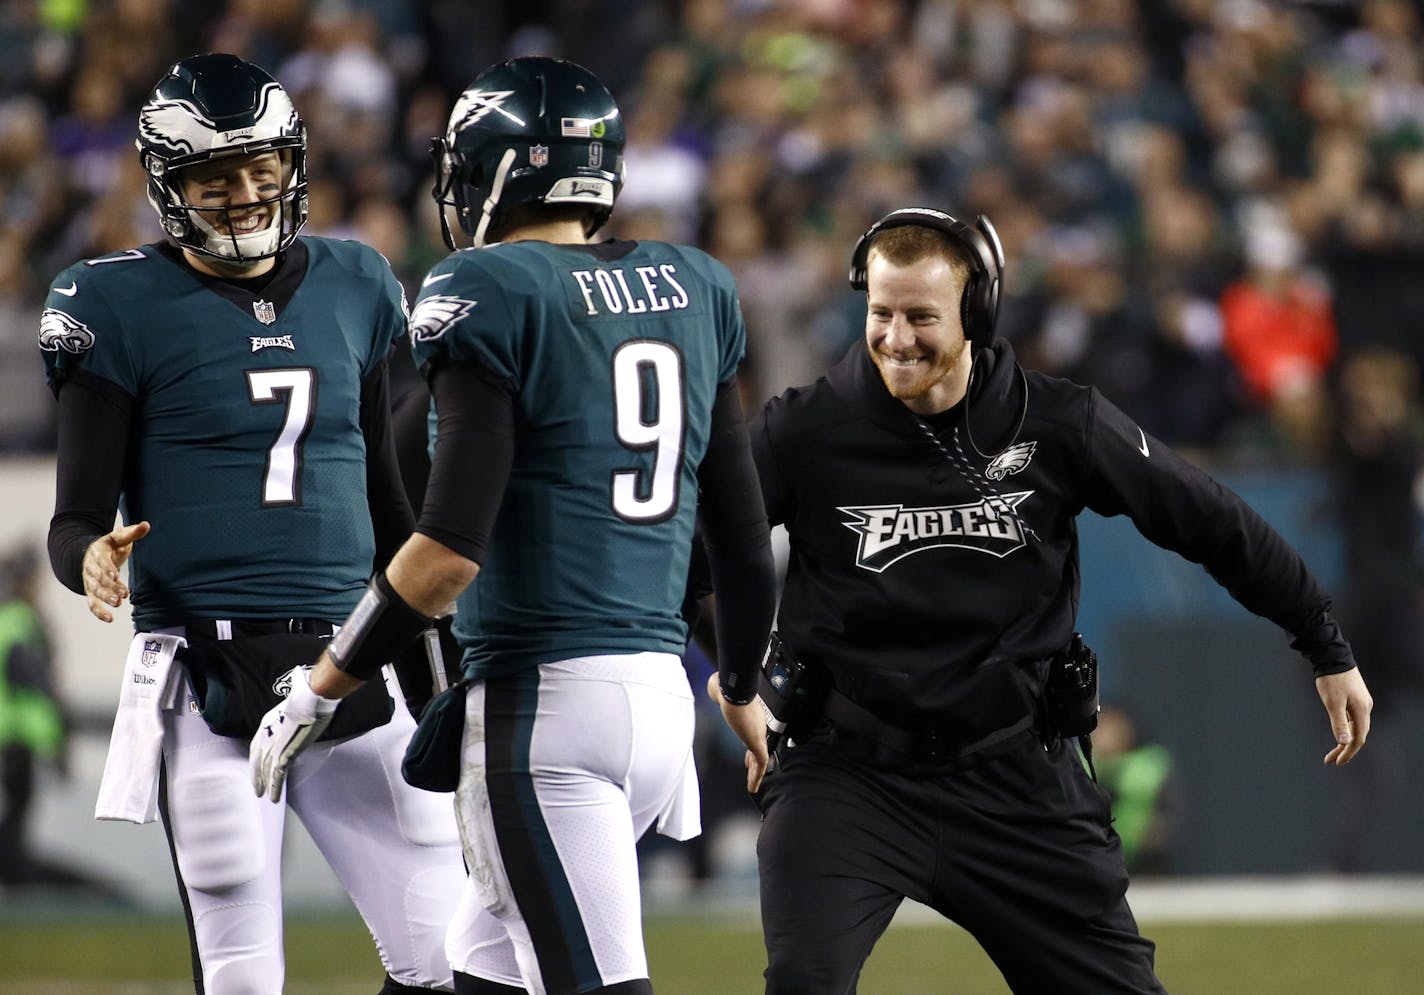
[530,144,549,167]
[253,299,277,325]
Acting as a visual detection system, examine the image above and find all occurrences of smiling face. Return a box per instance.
[863,246,974,415]
[176,150,288,276]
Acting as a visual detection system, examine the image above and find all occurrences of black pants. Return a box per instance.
[756,729,1165,995]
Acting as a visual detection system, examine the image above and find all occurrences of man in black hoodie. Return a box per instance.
[735,208,1373,994]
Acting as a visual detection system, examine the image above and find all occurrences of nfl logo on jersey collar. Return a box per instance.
[253,299,277,325]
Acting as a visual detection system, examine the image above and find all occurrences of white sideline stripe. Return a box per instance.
[1127,875,1424,922]
[887,875,1424,925]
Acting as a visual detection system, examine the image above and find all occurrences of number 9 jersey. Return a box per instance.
[409,238,746,679]
[39,239,408,628]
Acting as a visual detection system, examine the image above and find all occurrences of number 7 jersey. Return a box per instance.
[39,239,407,629]
[409,239,746,678]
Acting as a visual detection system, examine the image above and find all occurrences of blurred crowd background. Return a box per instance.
[2,0,1424,457]
[3,0,1424,882]
[9,0,1424,676]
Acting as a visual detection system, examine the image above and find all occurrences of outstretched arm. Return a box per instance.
[1081,391,1375,764]
[48,378,146,622]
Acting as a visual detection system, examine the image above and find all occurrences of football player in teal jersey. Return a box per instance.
[41,54,470,994]
[251,57,777,995]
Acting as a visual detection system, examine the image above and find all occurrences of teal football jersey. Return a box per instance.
[40,239,407,630]
[409,239,746,678]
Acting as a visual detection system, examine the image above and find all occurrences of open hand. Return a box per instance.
[83,521,150,622]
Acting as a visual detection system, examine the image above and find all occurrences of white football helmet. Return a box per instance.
[136,53,308,263]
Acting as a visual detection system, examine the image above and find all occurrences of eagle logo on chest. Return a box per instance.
[985,441,1037,481]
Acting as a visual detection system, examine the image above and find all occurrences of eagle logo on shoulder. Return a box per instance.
[985,441,1037,481]
[410,294,478,343]
[38,308,96,354]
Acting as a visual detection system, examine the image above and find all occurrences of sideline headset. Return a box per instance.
[848,207,1006,348]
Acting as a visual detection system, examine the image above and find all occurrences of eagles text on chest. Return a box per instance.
[250,334,295,352]
[839,492,1033,571]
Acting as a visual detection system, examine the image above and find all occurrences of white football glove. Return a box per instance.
[249,666,339,803]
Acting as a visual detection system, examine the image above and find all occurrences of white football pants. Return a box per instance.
[160,666,466,994]
[447,652,700,995]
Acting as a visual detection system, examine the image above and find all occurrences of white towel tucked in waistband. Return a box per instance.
[654,748,702,842]
[94,632,185,824]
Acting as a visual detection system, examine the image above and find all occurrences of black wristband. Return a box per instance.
[328,572,433,681]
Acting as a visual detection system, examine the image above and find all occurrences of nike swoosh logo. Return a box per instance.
[422,272,453,288]
[1137,427,1150,458]
[55,282,77,296]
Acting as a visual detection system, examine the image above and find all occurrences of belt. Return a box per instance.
[822,689,1036,769]
[182,618,337,640]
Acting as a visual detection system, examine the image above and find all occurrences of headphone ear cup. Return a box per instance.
[848,229,872,290]
[965,266,1002,348]
[960,272,987,347]
[980,270,1001,346]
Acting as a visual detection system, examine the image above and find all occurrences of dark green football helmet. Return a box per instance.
[431,57,626,249]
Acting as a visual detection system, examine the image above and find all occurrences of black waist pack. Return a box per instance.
[180,632,394,742]
[1046,632,1100,738]
[402,679,471,792]
[757,632,829,754]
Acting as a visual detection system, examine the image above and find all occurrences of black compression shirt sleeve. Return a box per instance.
[48,375,133,594]
[388,332,434,514]
[360,358,417,572]
[413,361,516,564]
[697,378,776,705]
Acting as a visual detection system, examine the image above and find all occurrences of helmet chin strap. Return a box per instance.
[189,203,284,260]
[471,148,518,249]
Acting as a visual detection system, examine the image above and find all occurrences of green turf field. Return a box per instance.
[1,912,1422,993]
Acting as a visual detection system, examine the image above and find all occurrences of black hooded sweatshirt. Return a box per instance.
[751,338,1354,749]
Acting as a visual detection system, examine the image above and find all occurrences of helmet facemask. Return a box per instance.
[430,136,519,251]
[148,143,308,264]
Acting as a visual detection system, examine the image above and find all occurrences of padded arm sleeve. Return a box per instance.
[360,357,417,572]
[47,376,133,594]
[697,379,777,704]
[412,361,516,564]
